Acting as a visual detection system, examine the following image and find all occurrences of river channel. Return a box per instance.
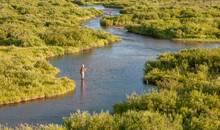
[0,5,219,126]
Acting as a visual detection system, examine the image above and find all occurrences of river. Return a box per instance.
[0,5,219,126]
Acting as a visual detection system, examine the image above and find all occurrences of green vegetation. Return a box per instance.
[1,0,220,129]
[2,111,181,130]
[59,48,220,130]
[0,0,119,50]
[4,48,220,130]
[0,0,119,105]
[115,48,220,130]
[0,124,65,130]
[63,48,220,130]
[82,0,220,42]
[0,46,75,105]
[63,110,181,130]
[1,47,220,129]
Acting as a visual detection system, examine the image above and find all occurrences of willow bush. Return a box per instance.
[63,110,182,130]
[0,0,119,105]
[83,0,220,42]
[51,48,220,130]
[113,48,220,130]
[1,47,219,130]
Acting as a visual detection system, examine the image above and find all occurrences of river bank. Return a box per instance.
[0,1,119,106]
[0,25,119,106]
[0,3,220,127]
[84,0,220,43]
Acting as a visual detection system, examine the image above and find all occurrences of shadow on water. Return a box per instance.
[0,5,219,127]
[80,79,88,101]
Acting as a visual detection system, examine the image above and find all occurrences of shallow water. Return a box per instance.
[0,5,219,126]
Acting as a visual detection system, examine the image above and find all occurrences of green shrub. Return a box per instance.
[64,111,118,130]
[94,0,220,42]
[63,110,182,130]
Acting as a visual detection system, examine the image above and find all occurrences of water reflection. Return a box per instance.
[0,5,219,126]
[80,79,87,100]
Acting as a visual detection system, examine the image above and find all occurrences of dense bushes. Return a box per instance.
[0,124,65,130]
[0,0,120,105]
[59,48,219,130]
[41,48,220,130]
[1,0,220,129]
[40,26,118,49]
[63,110,182,130]
[0,46,74,105]
[113,90,220,130]
[144,48,220,84]
[86,0,220,42]
[101,15,133,27]
[1,47,219,129]
[0,0,118,48]
[143,48,220,129]
[2,111,181,130]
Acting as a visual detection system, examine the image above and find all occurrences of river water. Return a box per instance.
[0,5,219,126]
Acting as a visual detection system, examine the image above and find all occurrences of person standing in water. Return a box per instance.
[80,64,87,80]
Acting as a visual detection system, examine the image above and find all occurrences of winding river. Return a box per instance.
[0,5,220,126]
